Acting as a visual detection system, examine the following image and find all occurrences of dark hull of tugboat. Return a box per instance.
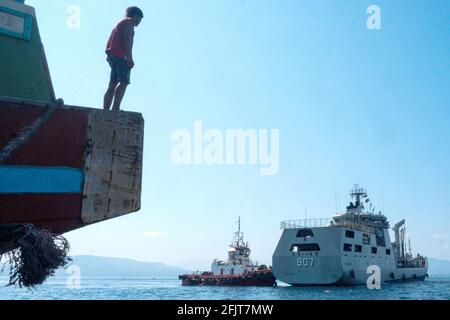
[179,271,277,287]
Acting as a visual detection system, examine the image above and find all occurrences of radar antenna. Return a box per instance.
[349,184,368,209]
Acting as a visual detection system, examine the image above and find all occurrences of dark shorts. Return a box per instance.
[107,53,131,85]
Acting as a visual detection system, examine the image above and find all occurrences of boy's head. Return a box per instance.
[126,6,144,26]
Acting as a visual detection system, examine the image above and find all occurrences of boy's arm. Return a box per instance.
[123,21,135,67]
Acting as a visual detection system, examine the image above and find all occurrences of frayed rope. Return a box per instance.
[0,224,71,288]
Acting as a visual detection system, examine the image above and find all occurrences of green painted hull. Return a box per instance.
[0,15,54,102]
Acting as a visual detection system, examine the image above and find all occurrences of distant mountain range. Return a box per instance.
[52,255,192,278]
[1,256,191,280]
[1,255,449,279]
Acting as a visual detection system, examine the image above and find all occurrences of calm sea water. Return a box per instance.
[0,276,449,300]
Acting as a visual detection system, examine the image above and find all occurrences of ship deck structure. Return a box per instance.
[273,185,428,285]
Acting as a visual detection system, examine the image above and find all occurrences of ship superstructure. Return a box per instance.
[273,185,428,285]
[211,217,261,276]
[179,217,276,286]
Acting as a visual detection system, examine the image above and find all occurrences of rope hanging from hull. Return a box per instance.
[0,99,63,164]
[0,224,71,288]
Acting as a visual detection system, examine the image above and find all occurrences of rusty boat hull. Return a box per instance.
[0,0,144,257]
[0,97,144,239]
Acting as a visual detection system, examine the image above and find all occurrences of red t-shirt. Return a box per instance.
[106,18,134,60]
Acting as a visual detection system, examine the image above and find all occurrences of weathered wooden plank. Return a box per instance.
[81,110,144,224]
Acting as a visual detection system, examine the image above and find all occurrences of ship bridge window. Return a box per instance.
[343,243,352,252]
[354,245,362,253]
[371,247,377,254]
[0,7,33,41]
[375,228,386,247]
[363,234,371,245]
[345,230,355,239]
[296,229,314,238]
[386,249,391,255]
[291,243,320,252]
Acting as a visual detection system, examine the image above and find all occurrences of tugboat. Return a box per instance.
[179,217,276,286]
[273,185,428,285]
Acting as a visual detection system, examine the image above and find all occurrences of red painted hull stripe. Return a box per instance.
[0,193,83,233]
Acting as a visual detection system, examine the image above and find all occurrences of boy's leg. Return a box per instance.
[104,55,119,110]
[111,59,131,111]
[111,82,128,111]
[103,82,118,110]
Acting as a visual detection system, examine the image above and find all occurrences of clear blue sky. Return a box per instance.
[27,0,449,269]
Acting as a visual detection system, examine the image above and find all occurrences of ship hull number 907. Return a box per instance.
[297,257,314,267]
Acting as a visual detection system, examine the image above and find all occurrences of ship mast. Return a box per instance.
[234,216,244,247]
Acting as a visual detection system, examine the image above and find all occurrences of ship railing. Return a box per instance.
[280,218,333,229]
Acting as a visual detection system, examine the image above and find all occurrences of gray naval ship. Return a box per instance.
[273,185,428,285]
